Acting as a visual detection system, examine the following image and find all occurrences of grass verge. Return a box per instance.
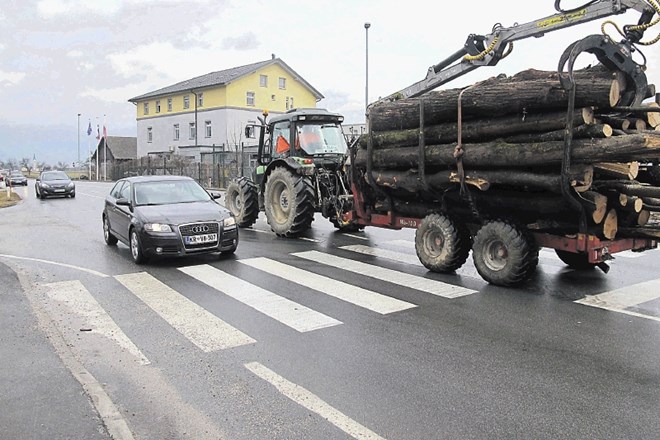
[0,190,22,208]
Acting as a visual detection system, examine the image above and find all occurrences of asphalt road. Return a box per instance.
[1,180,659,440]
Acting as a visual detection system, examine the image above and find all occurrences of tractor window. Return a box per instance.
[296,123,348,155]
[271,121,290,158]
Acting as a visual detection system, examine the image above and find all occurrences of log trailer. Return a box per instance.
[346,0,660,286]
[227,0,660,286]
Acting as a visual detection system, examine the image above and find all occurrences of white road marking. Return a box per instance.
[575,279,660,310]
[179,265,342,332]
[239,257,416,314]
[245,362,387,440]
[383,239,415,249]
[115,272,255,351]
[0,254,109,278]
[298,237,320,242]
[344,233,369,241]
[293,251,475,299]
[44,280,149,365]
[340,245,485,282]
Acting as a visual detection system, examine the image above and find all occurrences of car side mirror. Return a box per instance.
[208,190,222,200]
[116,197,130,206]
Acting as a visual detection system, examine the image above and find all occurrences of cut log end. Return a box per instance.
[603,209,618,239]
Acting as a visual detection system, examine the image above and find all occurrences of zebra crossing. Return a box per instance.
[38,240,660,365]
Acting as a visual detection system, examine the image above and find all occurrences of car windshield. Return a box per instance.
[134,180,212,206]
[43,171,69,180]
[11,171,23,177]
[296,123,348,155]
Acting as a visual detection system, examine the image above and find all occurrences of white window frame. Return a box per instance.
[167,97,173,112]
[143,102,149,115]
[173,124,179,141]
[197,93,204,107]
[279,77,286,89]
[246,91,255,107]
[147,127,153,143]
[183,95,190,109]
[205,120,212,138]
[260,75,268,87]
[155,100,161,113]
[189,122,196,140]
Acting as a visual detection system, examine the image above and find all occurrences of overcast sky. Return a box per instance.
[1,0,658,165]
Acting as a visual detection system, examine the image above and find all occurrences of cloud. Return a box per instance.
[0,71,26,87]
[222,32,260,51]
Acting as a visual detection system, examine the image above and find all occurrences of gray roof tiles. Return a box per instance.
[128,58,322,102]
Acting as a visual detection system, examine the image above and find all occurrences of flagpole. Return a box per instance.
[103,115,107,181]
[87,119,91,179]
[96,117,100,181]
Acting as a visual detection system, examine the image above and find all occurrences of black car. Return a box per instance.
[103,175,238,263]
[9,170,28,186]
[35,170,75,198]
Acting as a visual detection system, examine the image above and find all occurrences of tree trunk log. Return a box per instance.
[502,124,611,143]
[594,181,660,198]
[368,73,620,131]
[354,133,660,170]
[593,161,639,179]
[358,108,595,149]
[370,165,593,194]
[602,209,618,239]
[580,191,608,224]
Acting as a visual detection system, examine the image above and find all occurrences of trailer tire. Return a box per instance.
[415,213,471,273]
[472,220,538,286]
[264,167,315,237]
[554,249,596,270]
[225,177,260,227]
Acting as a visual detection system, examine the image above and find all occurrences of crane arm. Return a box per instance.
[380,0,658,103]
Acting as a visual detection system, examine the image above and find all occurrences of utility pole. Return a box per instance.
[77,113,81,166]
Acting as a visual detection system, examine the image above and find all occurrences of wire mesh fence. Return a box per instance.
[107,149,257,189]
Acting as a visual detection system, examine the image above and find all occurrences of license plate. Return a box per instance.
[54,189,65,192]
[184,233,217,245]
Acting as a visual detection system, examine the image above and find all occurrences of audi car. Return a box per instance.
[102,175,238,264]
[35,170,75,198]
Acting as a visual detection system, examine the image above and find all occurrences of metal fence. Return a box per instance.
[109,151,257,189]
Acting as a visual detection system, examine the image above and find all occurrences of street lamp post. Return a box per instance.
[364,22,371,118]
[77,113,81,167]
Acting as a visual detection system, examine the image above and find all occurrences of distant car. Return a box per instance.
[35,170,75,199]
[9,170,28,186]
[102,175,238,264]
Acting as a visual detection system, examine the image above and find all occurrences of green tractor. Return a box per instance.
[225,108,358,237]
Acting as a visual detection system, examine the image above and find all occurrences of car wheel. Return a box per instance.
[130,228,147,264]
[70,193,76,198]
[103,215,118,246]
[220,244,238,256]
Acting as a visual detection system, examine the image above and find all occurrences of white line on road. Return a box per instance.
[239,257,416,314]
[294,251,475,299]
[115,272,255,351]
[0,254,109,278]
[575,279,660,310]
[179,264,342,332]
[44,280,150,365]
[245,362,387,440]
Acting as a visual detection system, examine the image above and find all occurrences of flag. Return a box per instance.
[96,124,100,140]
[87,121,92,136]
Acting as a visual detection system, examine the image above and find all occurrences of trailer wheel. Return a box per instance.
[264,167,315,237]
[225,177,260,227]
[415,213,471,272]
[472,220,538,286]
[554,250,596,270]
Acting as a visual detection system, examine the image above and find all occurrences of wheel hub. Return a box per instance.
[484,240,508,271]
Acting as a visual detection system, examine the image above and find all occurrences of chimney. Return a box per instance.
[271,53,276,60]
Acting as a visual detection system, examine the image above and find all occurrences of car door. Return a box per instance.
[113,181,134,242]
[106,181,128,242]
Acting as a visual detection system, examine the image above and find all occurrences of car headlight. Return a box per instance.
[67,182,75,189]
[223,217,236,227]
[41,183,51,188]
[144,223,172,232]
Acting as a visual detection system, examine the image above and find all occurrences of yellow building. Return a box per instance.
[128,56,323,159]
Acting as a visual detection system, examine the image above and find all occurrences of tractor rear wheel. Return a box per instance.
[415,213,471,273]
[225,177,259,227]
[264,167,315,237]
[472,220,538,286]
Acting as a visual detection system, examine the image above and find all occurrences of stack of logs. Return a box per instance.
[355,64,660,239]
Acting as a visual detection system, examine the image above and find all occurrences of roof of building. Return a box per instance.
[97,136,137,160]
[128,57,323,102]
